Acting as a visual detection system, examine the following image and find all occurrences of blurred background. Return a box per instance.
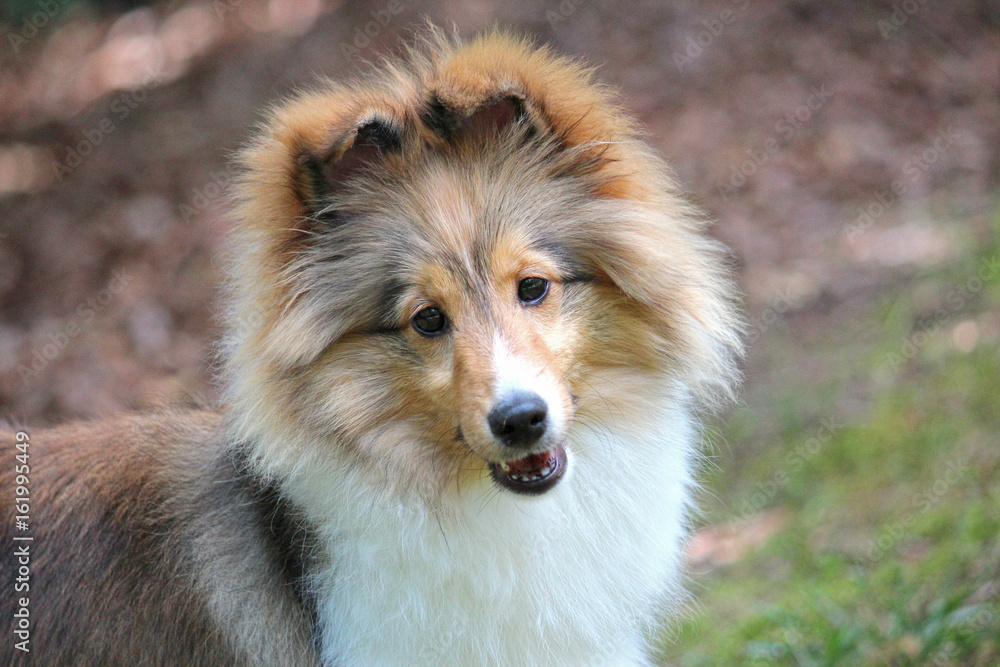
[1,0,998,663]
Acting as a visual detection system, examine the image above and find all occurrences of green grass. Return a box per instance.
[661,215,1000,665]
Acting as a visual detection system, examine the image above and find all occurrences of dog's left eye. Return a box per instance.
[517,277,549,304]
[412,307,448,336]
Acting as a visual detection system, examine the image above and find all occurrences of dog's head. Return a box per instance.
[225,30,742,502]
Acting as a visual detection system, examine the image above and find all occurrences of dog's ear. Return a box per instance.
[421,92,539,142]
[421,90,619,187]
[297,117,403,218]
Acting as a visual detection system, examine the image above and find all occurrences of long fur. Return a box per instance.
[300,376,698,665]
[2,28,742,666]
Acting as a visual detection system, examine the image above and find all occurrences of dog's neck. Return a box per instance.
[259,388,699,666]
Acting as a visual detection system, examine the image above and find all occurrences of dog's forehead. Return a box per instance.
[355,144,591,297]
[411,164,481,257]
[386,161,527,280]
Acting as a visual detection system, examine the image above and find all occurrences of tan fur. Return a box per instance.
[3,27,743,665]
[223,27,742,502]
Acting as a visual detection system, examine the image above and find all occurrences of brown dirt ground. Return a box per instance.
[1,0,998,425]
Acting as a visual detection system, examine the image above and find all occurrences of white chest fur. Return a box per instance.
[290,401,697,666]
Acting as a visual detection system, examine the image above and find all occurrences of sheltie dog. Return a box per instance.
[2,28,742,666]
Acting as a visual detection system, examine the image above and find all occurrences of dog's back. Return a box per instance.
[0,413,319,666]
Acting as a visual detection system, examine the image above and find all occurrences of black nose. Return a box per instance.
[488,392,548,448]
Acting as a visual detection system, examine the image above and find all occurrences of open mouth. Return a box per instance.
[489,444,567,495]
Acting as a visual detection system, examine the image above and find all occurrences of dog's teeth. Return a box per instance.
[500,455,558,485]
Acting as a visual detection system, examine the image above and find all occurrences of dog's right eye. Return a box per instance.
[412,307,448,336]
